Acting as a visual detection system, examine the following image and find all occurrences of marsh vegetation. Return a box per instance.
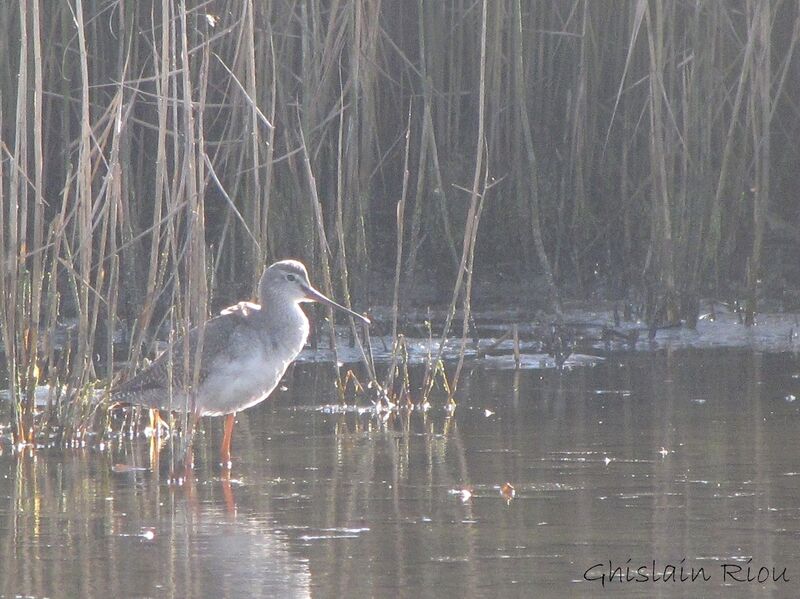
[1,1,799,445]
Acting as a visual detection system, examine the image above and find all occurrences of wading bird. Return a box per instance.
[111,260,369,475]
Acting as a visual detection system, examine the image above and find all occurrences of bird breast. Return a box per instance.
[197,308,309,416]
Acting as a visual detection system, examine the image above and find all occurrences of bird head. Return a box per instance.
[259,260,370,324]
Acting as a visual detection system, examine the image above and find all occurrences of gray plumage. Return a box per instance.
[111,260,368,417]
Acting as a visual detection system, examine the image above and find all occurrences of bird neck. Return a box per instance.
[259,293,309,330]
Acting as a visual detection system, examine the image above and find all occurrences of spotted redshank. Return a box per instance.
[111,260,369,471]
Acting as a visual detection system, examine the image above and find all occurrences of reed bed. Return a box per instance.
[1,1,799,443]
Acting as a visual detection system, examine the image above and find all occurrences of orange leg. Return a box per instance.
[149,408,163,436]
[221,413,235,468]
[221,468,236,515]
[148,409,163,470]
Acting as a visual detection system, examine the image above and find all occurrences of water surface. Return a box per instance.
[1,348,799,598]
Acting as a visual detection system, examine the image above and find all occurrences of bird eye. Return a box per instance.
[286,274,296,282]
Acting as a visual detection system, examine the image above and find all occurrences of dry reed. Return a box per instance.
[0,1,797,438]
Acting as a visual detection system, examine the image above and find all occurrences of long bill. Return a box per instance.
[302,284,370,325]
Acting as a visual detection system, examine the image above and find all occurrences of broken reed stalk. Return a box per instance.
[180,0,210,449]
[5,0,30,446]
[644,0,677,324]
[384,103,413,398]
[401,0,430,290]
[124,0,172,379]
[298,126,343,387]
[333,82,380,393]
[74,0,93,391]
[745,1,772,325]
[422,0,489,404]
[450,154,489,399]
[512,0,561,316]
[28,0,45,431]
[300,124,379,400]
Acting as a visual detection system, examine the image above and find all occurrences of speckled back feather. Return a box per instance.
[111,304,254,407]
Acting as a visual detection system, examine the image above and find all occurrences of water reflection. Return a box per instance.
[1,349,800,597]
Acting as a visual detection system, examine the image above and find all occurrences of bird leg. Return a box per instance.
[170,408,201,485]
[149,408,162,436]
[221,469,236,515]
[148,409,163,470]
[221,413,235,468]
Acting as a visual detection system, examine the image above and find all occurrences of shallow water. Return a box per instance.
[1,348,800,598]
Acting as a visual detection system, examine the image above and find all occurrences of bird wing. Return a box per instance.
[111,308,250,399]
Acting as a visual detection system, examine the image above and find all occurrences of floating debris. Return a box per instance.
[448,487,473,503]
[500,482,515,503]
[481,352,604,370]
[111,464,149,474]
[298,527,370,541]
